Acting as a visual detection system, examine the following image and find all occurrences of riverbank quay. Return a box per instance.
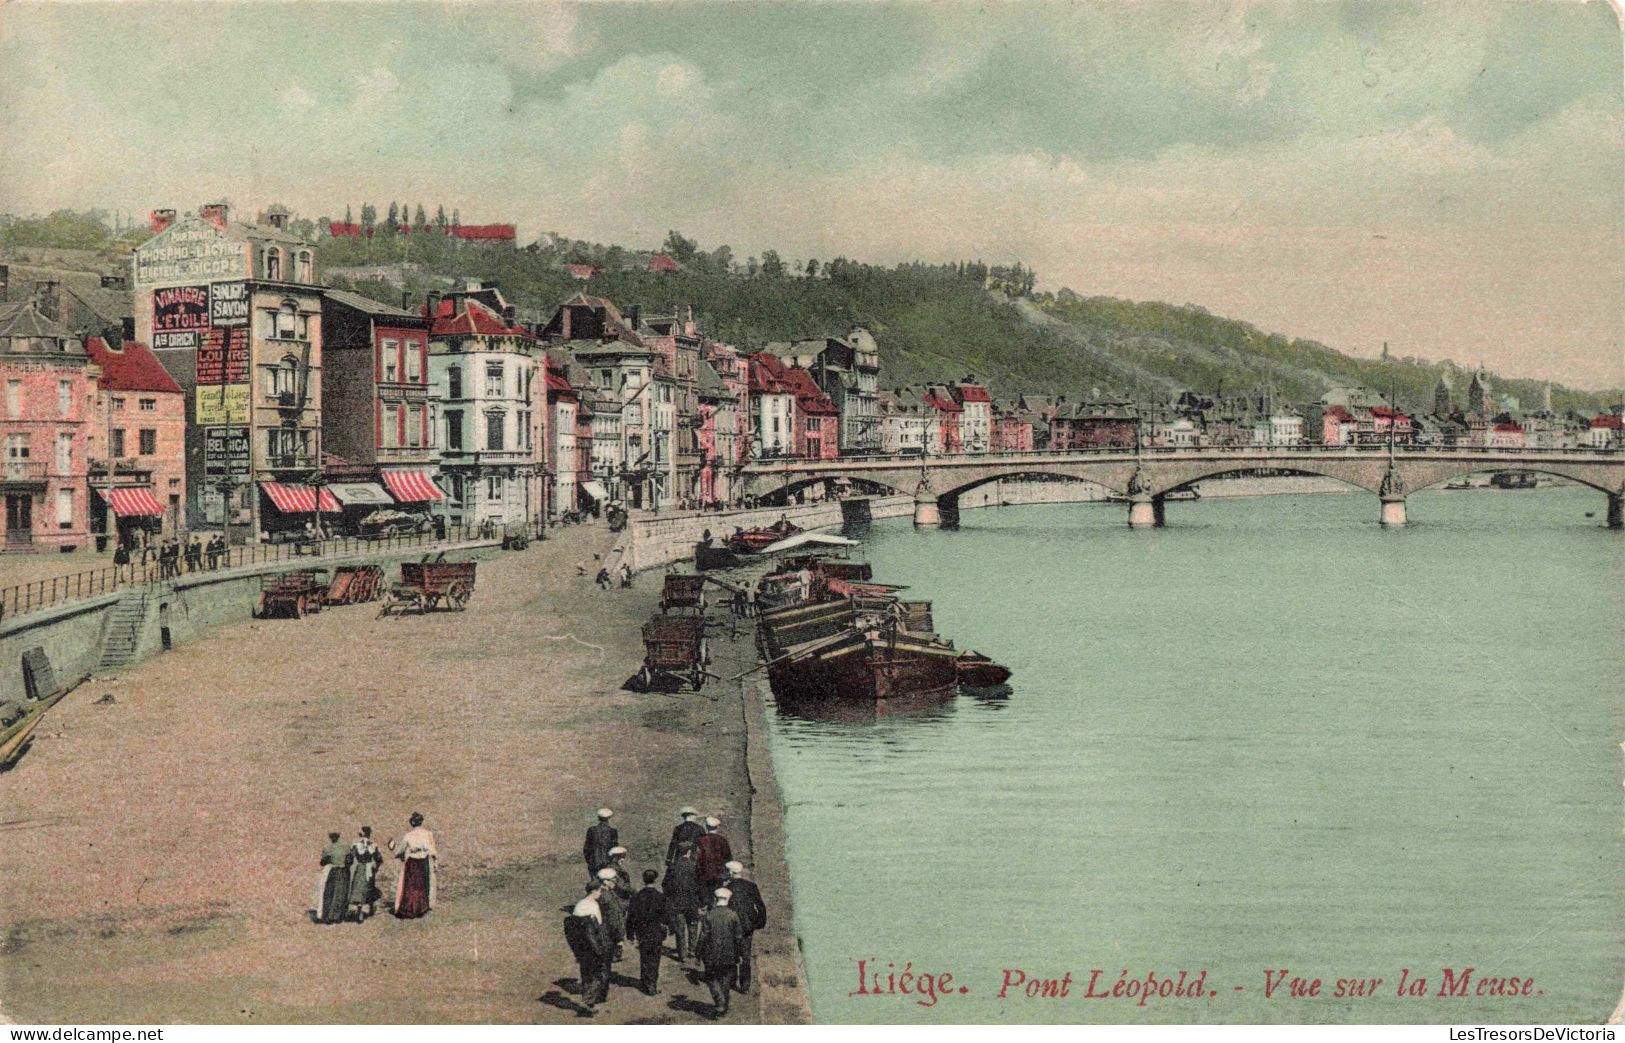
[0,522,808,1024]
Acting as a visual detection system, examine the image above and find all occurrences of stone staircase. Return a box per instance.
[96,589,153,674]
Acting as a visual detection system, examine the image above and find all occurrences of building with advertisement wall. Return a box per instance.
[84,336,186,543]
[133,205,326,540]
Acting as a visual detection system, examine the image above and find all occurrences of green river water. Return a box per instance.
[762,488,1625,1023]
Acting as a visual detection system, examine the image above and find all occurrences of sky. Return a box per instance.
[1,1,1622,388]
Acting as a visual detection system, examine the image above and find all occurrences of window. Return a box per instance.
[257,309,276,338]
[406,405,422,446]
[406,340,421,382]
[296,250,313,283]
[56,489,73,529]
[58,380,72,418]
[270,356,299,398]
[445,410,463,450]
[138,429,156,455]
[6,434,28,464]
[275,300,297,339]
[110,429,124,457]
[518,409,531,449]
[4,381,19,418]
[112,396,125,411]
[139,398,156,412]
[485,362,504,398]
[447,366,462,399]
[264,247,281,281]
[381,404,398,448]
[55,433,71,474]
[486,474,503,501]
[383,339,399,382]
[485,411,505,451]
[427,404,437,447]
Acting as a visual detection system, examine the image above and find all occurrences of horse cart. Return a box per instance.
[639,616,711,691]
[325,564,383,605]
[659,573,709,615]
[379,560,478,616]
[257,569,329,618]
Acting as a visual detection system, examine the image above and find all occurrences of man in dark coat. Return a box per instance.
[662,842,703,961]
[695,888,745,1017]
[623,869,670,995]
[695,816,732,893]
[563,882,612,1011]
[723,861,768,992]
[582,808,617,875]
[665,807,705,867]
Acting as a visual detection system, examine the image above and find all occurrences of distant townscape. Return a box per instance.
[0,201,1620,554]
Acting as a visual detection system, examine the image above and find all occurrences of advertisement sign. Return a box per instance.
[196,326,249,385]
[202,426,250,479]
[196,385,249,426]
[133,220,246,286]
[209,281,249,327]
[150,284,210,350]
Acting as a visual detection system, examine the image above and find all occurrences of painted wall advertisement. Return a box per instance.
[202,426,250,479]
[208,281,249,327]
[195,326,250,425]
[150,284,210,350]
[133,219,246,286]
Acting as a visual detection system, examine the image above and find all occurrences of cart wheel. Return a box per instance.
[255,593,267,619]
[448,581,469,610]
[638,665,652,690]
[294,594,307,618]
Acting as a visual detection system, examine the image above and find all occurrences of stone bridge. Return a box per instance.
[737,446,1625,528]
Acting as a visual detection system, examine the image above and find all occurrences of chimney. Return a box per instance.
[502,305,516,325]
[149,208,176,234]
[265,204,289,230]
[199,202,229,230]
[100,273,128,290]
[401,291,411,311]
[34,281,61,323]
[425,291,443,319]
[628,304,641,330]
[121,317,136,341]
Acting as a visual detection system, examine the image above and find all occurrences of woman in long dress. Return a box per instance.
[313,832,352,924]
[348,826,384,921]
[389,812,437,919]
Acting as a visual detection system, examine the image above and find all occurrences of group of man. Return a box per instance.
[113,534,229,579]
[564,806,769,1018]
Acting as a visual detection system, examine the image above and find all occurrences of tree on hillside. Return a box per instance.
[386,202,399,227]
[436,204,448,228]
[709,244,734,273]
[360,203,377,230]
[345,204,353,224]
[663,230,699,265]
[805,258,819,279]
[746,256,759,277]
[414,204,427,229]
[759,250,785,277]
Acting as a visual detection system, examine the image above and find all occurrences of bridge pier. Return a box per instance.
[1380,496,1407,527]
[1608,493,1622,529]
[1127,493,1158,528]
[913,480,942,528]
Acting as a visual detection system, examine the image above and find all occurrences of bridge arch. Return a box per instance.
[1404,463,1620,496]
[933,470,1123,504]
[1146,464,1378,498]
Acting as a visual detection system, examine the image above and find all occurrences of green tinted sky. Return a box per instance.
[1,1,1620,385]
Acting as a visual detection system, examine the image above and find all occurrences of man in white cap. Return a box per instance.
[724,861,768,994]
[695,887,745,1017]
[665,806,705,867]
[595,866,628,963]
[564,881,612,1011]
[582,808,617,875]
[696,815,732,894]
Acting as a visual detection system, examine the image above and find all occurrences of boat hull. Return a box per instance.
[768,632,960,713]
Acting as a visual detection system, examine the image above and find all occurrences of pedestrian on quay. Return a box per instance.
[187,537,203,573]
[595,564,613,590]
[595,866,628,963]
[624,869,669,995]
[564,881,612,1012]
[724,861,768,993]
[696,888,745,1018]
[348,826,384,921]
[112,541,130,581]
[388,811,437,919]
[618,562,633,588]
[604,846,633,895]
[696,816,732,894]
[313,831,353,925]
[665,807,705,867]
[663,842,703,962]
[583,808,617,875]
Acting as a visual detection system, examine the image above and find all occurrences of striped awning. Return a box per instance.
[98,486,165,518]
[259,482,341,514]
[382,470,445,503]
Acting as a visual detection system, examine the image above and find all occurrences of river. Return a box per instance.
[762,488,1625,1023]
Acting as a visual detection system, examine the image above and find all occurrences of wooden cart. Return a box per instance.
[659,573,709,615]
[379,560,477,616]
[257,569,329,618]
[639,616,710,690]
[325,565,383,605]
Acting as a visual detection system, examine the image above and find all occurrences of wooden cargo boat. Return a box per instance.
[767,623,961,710]
[955,650,1013,688]
[725,518,801,553]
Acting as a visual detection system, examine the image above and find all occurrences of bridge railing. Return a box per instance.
[741,443,1623,468]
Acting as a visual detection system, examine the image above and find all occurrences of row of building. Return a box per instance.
[0,202,1618,553]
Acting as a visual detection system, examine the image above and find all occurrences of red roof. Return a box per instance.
[451,224,516,241]
[85,337,183,394]
[326,222,369,238]
[779,367,839,416]
[565,264,599,280]
[1590,414,1624,430]
[748,353,796,395]
[1324,405,1354,422]
[647,253,681,273]
[955,384,991,404]
[1371,406,1409,421]
[427,298,533,340]
[1492,422,1524,433]
[923,388,962,413]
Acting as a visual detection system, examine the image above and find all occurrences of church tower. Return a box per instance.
[1467,366,1491,415]
[1433,376,1452,417]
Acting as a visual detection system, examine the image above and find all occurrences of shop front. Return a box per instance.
[257,481,341,541]
[96,486,166,550]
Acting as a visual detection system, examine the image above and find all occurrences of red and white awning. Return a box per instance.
[382,470,445,503]
[97,486,165,517]
[259,482,341,514]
